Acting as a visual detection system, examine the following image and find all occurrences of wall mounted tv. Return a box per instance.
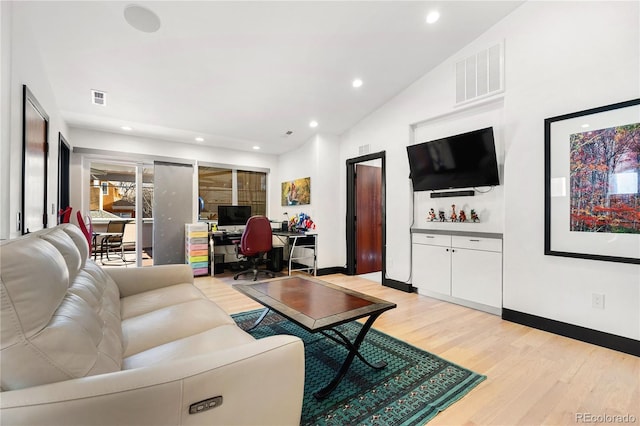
[217,205,251,226]
[406,127,500,191]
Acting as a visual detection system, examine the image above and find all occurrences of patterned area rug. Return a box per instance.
[232,309,486,426]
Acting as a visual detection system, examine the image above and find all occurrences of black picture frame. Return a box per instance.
[544,98,640,264]
[21,85,49,234]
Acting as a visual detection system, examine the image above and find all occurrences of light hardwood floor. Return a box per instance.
[195,273,639,426]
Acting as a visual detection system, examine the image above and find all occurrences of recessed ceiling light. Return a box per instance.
[253,146,260,150]
[352,78,363,88]
[581,124,590,128]
[124,4,161,33]
[121,126,133,131]
[195,137,204,142]
[426,11,440,24]
[309,120,319,128]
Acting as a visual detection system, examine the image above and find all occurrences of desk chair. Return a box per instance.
[233,216,276,281]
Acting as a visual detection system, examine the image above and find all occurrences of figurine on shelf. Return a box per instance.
[428,208,436,222]
[458,210,467,222]
[470,209,480,222]
[450,204,457,222]
[438,210,446,222]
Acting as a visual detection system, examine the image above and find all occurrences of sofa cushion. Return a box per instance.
[120,283,205,320]
[1,232,122,391]
[39,229,82,282]
[121,299,235,358]
[1,238,69,345]
[122,324,255,370]
[60,224,90,268]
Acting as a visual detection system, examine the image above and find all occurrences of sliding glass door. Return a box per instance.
[87,161,154,266]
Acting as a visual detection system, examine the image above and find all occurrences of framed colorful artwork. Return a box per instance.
[281,177,311,206]
[544,98,640,264]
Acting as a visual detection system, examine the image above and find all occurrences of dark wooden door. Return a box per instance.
[355,164,382,274]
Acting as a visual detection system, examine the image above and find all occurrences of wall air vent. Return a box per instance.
[358,144,371,155]
[455,42,504,105]
[91,90,107,106]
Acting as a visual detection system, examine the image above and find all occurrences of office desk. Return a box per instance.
[208,231,243,275]
[273,231,317,276]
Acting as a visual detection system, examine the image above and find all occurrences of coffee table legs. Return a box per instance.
[242,308,270,332]
[314,313,384,400]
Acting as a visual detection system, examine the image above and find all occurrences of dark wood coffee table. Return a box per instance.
[233,275,396,399]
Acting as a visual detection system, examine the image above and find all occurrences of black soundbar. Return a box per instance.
[430,190,475,198]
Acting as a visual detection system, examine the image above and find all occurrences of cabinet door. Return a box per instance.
[412,243,451,296]
[451,248,502,308]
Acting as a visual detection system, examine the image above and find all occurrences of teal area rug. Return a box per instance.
[232,309,486,425]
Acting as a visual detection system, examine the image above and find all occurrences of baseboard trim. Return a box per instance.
[317,266,347,276]
[383,278,413,293]
[502,308,640,357]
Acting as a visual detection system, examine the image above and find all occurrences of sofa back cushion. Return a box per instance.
[60,223,90,269]
[1,225,122,391]
[40,228,83,282]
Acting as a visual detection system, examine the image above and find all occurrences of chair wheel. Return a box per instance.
[233,276,238,280]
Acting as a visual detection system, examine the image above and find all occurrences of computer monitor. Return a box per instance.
[217,205,251,226]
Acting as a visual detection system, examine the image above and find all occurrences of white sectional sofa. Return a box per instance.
[0,224,305,425]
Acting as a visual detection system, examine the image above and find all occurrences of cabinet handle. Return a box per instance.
[451,249,455,253]
[445,248,449,252]
[426,236,435,238]
[469,239,480,242]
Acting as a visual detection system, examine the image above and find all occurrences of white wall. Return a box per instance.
[337,1,639,339]
[275,133,342,269]
[411,98,506,233]
[499,2,639,339]
[1,2,69,239]
[1,1,12,240]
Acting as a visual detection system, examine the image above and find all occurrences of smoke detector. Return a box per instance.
[91,90,107,106]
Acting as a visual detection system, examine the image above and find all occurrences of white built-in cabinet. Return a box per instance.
[411,230,503,315]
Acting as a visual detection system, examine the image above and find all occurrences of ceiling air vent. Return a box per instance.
[455,42,504,105]
[358,144,370,155]
[91,90,107,106]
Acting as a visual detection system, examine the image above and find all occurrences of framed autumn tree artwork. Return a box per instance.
[545,98,640,264]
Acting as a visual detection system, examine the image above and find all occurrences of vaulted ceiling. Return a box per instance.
[17,1,522,154]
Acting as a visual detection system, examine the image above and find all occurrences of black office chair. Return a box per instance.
[233,216,276,281]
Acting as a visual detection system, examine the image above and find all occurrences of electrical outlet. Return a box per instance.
[592,293,605,309]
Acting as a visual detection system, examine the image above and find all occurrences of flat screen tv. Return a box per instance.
[407,127,500,191]
[217,205,251,226]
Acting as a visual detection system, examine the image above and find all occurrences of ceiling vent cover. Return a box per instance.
[91,90,107,106]
[455,42,504,105]
[358,144,371,155]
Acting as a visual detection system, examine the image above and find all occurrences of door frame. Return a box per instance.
[346,151,413,292]
[85,158,149,267]
[57,133,71,217]
[346,151,386,277]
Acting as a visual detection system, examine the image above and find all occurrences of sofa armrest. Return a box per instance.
[1,335,305,426]
[106,264,195,297]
